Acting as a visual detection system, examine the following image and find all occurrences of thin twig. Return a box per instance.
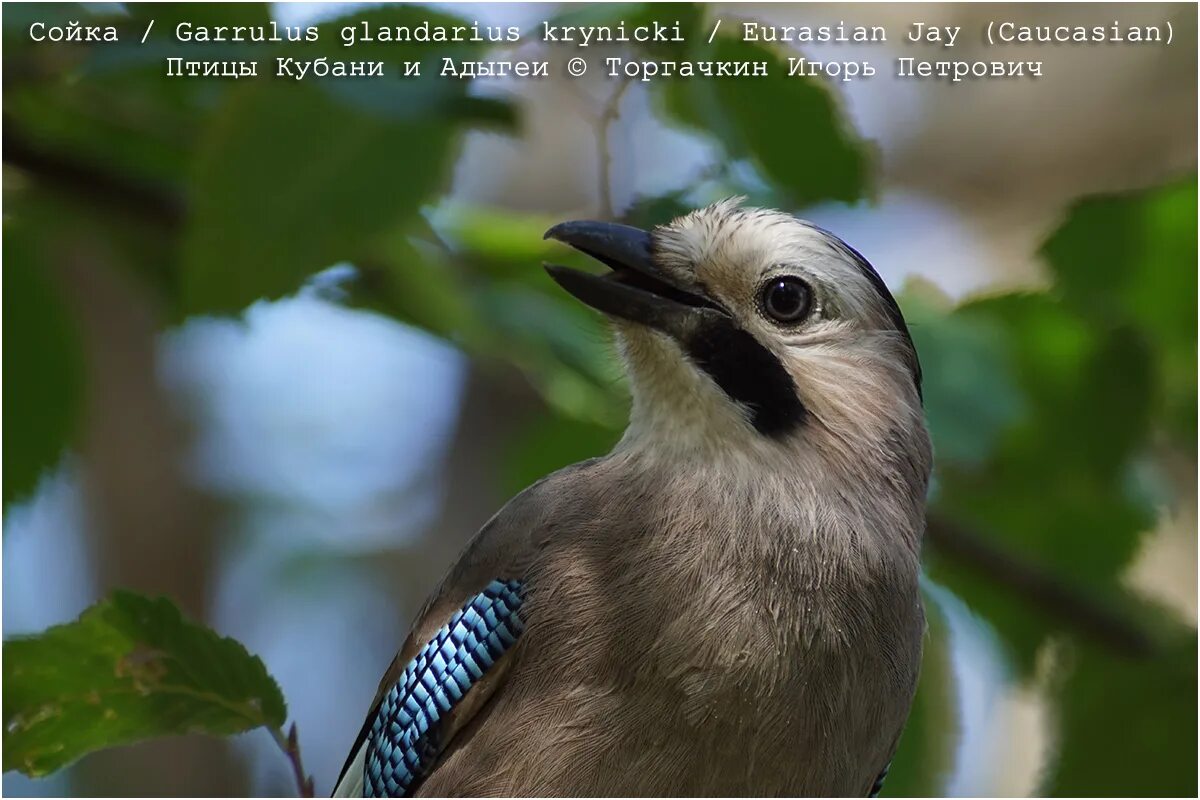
[269,723,315,798]
[595,78,634,221]
[925,516,1157,658]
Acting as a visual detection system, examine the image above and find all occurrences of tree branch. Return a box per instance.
[269,723,315,798]
[3,122,184,230]
[595,78,633,221]
[926,515,1157,657]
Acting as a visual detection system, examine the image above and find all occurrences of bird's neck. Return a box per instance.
[613,422,926,547]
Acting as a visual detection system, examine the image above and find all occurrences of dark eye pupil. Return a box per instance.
[763,277,811,322]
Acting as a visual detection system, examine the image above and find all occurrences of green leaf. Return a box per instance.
[359,230,479,341]
[478,284,627,427]
[3,591,286,778]
[432,203,567,283]
[4,3,245,192]
[620,190,697,230]
[1041,175,1197,440]
[501,413,622,498]
[274,6,516,127]
[1045,633,1197,796]
[180,82,455,315]
[347,205,631,428]
[927,293,1158,669]
[901,286,1025,468]
[662,36,871,207]
[2,221,85,506]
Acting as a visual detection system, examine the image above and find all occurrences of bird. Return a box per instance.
[333,199,932,797]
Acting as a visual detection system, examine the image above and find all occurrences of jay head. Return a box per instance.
[546,198,930,549]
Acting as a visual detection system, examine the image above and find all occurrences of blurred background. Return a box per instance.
[2,1,1196,796]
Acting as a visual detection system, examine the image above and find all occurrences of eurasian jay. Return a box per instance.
[334,200,931,797]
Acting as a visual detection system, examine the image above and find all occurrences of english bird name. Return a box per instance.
[740,19,1169,47]
[740,21,957,46]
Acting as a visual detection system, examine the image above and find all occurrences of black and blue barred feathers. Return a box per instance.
[364,579,526,798]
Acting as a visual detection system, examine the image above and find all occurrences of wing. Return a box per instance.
[333,461,597,798]
[333,579,526,797]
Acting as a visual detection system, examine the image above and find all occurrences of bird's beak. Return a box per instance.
[543,220,726,339]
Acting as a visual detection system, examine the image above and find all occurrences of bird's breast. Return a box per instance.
[430,457,924,795]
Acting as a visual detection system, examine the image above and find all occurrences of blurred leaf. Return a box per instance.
[1046,633,1197,796]
[6,4,517,320]
[620,190,696,230]
[662,36,871,207]
[925,177,1189,673]
[479,284,627,426]
[1042,175,1197,440]
[501,413,621,498]
[2,221,84,506]
[929,294,1157,669]
[6,77,198,191]
[902,286,1025,468]
[3,591,286,777]
[6,4,514,205]
[360,231,478,341]
[921,211,1166,671]
[431,203,566,282]
[109,1,274,66]
[280,5,516,127]
[181,82,455,315]
[4,4,256,191]
[353,205,631,428]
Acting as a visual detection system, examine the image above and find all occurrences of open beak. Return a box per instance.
[543,220,726,339]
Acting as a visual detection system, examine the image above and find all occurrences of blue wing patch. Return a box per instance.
[869,761,891,797]
[364,579,526,797]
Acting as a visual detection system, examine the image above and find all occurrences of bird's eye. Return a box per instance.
[760,276,813,324]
